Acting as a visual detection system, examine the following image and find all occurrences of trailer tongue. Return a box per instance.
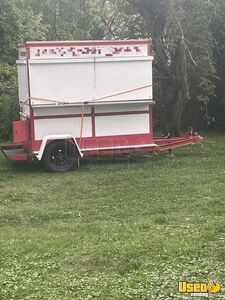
[0,40,203,171]
[154,129,203,152]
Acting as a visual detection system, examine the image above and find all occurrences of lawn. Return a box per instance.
[0,133,225,299]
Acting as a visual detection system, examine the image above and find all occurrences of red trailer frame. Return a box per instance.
[1,121,203,163]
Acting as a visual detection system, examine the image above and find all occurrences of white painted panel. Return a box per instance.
[95,114,149,136]
[34,117,92,140]
[17,62,30,116]
[95,103,149,113]
[17,62,29,101]
[95,59,152,102]
[33,105,90,117]
[29,61,94,103]
[28,57,153,104]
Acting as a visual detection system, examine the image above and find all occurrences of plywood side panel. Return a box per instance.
[95,114,149,137]
[28,58,153,104]
[34,117,92,140]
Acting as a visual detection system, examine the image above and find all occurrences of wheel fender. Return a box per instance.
[35,135,83,161]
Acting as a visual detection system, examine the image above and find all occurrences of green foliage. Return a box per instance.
[0,0,47,64]
[126,0,217,134]
[209,0,225,129]
[0,0,47,139]
[0,64,18,140]
[95,0,148,39]
[0,0,20,64]
[29,0,104,40]
[185,0,217,126]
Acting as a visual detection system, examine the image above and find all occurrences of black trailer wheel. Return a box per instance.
[42,140,78,172]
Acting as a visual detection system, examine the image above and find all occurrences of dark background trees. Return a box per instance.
[0,0,225,139]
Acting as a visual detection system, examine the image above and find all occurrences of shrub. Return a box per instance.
[0,64,19,140]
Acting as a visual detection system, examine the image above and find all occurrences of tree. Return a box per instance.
[0,0,223,139]
[95,0,148,40]
[0,64,18,139]
[126,0,216,135]
[209,0,225,129]
[29,0,105,40]
[0,0,47,139]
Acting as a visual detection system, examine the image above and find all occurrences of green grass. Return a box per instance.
[0,133,225,299]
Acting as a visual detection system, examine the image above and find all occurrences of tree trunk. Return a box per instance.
[156,37,190,136]
[128,0,190,136]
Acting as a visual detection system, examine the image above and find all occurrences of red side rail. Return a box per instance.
[154,130,203,152]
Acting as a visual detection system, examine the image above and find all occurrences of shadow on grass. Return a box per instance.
[1,146,203,175]
[1,149,202,175]
[3,160,44,174]
[82,153,153,164]
[0,152,159,175]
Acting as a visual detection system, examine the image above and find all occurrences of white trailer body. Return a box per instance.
[3,40,160,171]
[1,40,203,171]
[18,40,153,106]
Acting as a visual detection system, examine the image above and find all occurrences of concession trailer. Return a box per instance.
[0,40,203,172]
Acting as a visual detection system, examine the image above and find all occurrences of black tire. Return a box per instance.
[42,140,78,172]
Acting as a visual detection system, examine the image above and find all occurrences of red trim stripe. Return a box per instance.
[30,108,35,146]
[34,113,91,120]
[91,107,96,137]
[33,110,150,120]
[83,146,159,156]
[32,133,154,152]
